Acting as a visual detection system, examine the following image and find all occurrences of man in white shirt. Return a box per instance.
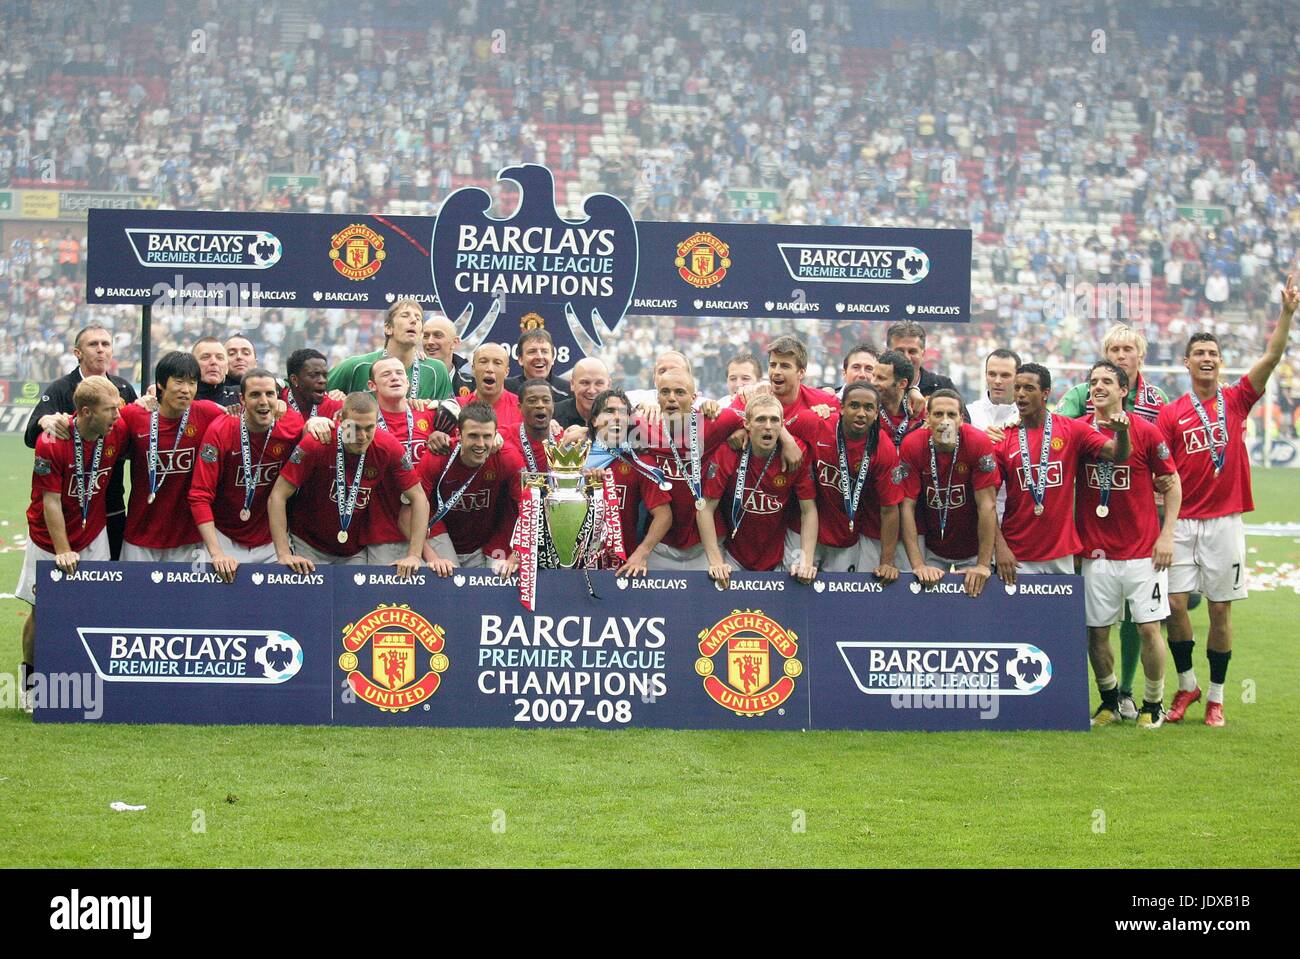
[967,348,1021,431]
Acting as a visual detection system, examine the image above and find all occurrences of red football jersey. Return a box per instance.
[188,411,305,548]
[995,413,1108,562]
[899,424,1000,561]
[644,408,745,550]
[281,386,343,420]
[121,400,228,549]
[502,423,553,474]
[876,403,926,450]
[28,419,130,552]
[704,441,816,571]
[734,383,840,425]
[602,454,669,552]
[457,390,523,430]
[376,403,435,464]
[418,445,525,557]
[1075,415,1174,560]
[1157,376,1260,519]
[802,418,902,547]
[279,426,415,557]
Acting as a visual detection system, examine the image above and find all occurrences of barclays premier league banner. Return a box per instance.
[34,565,1085,732]
[85,163,971,374]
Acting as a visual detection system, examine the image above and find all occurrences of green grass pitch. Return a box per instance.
[0,432,1295,868]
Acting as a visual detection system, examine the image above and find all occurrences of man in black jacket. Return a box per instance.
[193,336,242,406]
[23,325,138,558]
[886,320,957,396]
[504,328,572,402]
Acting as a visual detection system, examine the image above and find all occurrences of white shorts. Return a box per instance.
[203,529,277,566]
[647,541,709,571]
[1082,556,1171,627]
[15,530,111,605]
[290,533,367,566]
[1170,515,1247,602]
[783,529,859,572]
[365,541,412,566]
[121,541,203,564]
[861,536,916,572]
[1017,556,1076,575]
[924,547,979,571]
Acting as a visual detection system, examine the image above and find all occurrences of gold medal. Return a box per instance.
[147,492,156,505]
[338,530,349,544]
[239,508,251,522]
[1033,503,1044,516]
[695,497,706,511]
[1096,505,1109,518]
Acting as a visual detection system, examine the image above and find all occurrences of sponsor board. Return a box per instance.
[35,568,1080,730]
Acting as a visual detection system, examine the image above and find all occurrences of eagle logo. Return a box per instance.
[431,164,638,377]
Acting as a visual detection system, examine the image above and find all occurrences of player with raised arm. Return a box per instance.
[1076,361,1181,728]
[899,389,1000,597]
[1156,274,1297,726]
[697,395,818,588]
[993,363,1130,581]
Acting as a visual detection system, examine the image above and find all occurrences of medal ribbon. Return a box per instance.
[376,404,415,448]
[667,410,703,502]
[837,422,872,532]
[429,444,484,527]
[72,421,105,522]
[730,443,775,533]
[518,424,541,473]
[1189,388,1226,473]
[602,469,626,562]
[334,428,368,537]
[286,390,318,419]
[147,406,191,502]
[1090,414,1114,513]
[1017,411,1053,514]
[239,416,273,517]
[879,405,910,446]
[928,430,961,542]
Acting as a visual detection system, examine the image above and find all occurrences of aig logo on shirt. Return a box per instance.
[738,491,783,515]
[1014,461,1063,492]
[65,468,112,498]
[1085,463,1130,490]
[451,490,492,512]
[150,447,195,475]
[816,462,842,489]
[1183,422,1231,454]
[327,485,374,509]
[926,485,966,509]
[235,463,281,488]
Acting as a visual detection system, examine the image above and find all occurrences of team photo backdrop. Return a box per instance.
[34,563,1086,732]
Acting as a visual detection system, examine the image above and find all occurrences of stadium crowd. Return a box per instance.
[0,0,1298,418]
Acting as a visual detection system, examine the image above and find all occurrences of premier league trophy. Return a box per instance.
[511,438,625,609]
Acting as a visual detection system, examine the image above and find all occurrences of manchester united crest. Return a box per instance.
[520,311,545,332]
[696,610,801,716]
[329,223,386,281]
[339,604,448,712]
[675,231,731,289]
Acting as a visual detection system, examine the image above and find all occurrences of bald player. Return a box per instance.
[456,343,523,429]
[554,357,611,429]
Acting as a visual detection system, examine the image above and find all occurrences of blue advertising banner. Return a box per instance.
[33,562,333,725]
[32,565,1084,732]
[806,574,1089,731]
[85,165,971,374]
